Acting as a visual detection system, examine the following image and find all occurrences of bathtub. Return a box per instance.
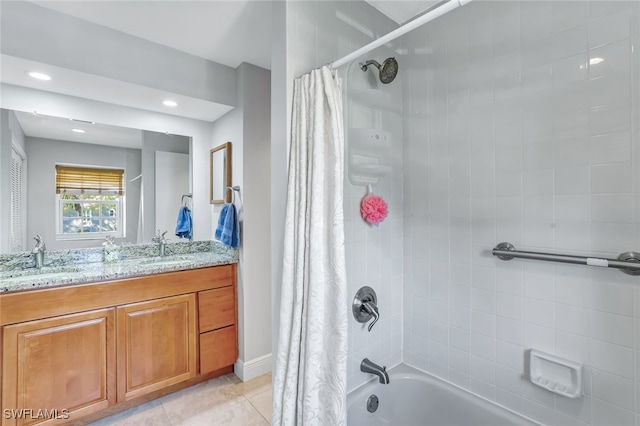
[347,364,538,426]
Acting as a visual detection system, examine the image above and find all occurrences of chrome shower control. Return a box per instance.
[353,286,379,332]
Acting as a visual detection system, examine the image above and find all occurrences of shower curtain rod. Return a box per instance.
[330,0,473,69]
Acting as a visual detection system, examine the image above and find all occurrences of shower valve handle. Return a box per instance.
[362,301,379,332]
[353,286,380,332]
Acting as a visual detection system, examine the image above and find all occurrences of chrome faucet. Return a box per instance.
[361,358,390,384]
[152,230,168,257]
[32,234,46,268]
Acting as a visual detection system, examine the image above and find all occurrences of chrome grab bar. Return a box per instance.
[492,242,640,276]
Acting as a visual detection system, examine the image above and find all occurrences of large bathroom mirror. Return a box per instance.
[210,142,232,204]
[1,109,192,253]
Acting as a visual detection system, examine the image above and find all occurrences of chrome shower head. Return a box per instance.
[359,57,398,84]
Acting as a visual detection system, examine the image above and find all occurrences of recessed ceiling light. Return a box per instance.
[589,57,604,65]
[71,128,86,133]
[27,71,51,81]
[162,100,178,107]
[69,118,95,124]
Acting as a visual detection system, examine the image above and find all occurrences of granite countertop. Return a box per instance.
[0,241,238,294]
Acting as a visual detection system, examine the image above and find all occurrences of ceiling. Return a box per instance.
[14,111,143,149]
[364,0,441,24]
[32,0,273,70]
[3,0,429,144]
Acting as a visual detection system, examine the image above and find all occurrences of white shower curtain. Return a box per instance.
[272,66,348,426]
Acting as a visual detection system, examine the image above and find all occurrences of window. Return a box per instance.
[55,165,125,239]
[10,144,26,252]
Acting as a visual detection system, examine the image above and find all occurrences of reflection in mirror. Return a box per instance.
[1,109,191,253]
[210,142,232,204]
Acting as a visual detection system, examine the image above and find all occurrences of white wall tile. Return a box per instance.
[497,293,523,321]
[590,339,634,378]
[555,195,590,222]
[589,131,631,165]
[590,162,632,194]
[589,40,630,79]
[591,282,634,316]
[592,398,635,426]
[524,298,556,328]
[591,310,634,348]
[399,2,639,424]
[497,317,523,345]
[591,194,634,223]
[589,9,631,49]
[496,340,524,371]
[592,369,635,410]
[471,310,496,337]
[470,355,495,384]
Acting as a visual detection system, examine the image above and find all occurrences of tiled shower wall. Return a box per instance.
[402,1,640,425]
[273,0,400,393]
[344,45,405,392]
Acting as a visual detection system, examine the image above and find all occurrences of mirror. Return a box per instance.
[210,142,232,204]
[1,109,191,253]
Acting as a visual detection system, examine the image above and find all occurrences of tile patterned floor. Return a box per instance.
[89,373,272,426]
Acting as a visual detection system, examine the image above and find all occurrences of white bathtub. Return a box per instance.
[347,364,538,426]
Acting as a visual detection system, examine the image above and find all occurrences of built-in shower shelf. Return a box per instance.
[350,88,393,109]
[350,163,392,176]
[349,128,392,152]
[347,128,393,187]
[529,350,582,399]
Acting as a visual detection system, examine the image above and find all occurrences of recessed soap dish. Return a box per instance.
[529,350,583,399]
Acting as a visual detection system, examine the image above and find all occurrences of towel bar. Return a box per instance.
[492,242,640,276]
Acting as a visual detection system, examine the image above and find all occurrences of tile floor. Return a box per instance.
[89,373,272,426]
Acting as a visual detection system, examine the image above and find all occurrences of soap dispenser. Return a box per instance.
[103,235,119,263]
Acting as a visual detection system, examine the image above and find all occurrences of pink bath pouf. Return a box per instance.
[360,194,388,226]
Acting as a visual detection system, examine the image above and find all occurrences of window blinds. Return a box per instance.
[55,165,125,195]
[10,148,24,252]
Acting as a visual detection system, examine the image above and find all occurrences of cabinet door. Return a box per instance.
[116,294,196,402]
[2,308,115,426]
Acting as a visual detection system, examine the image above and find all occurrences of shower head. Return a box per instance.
[359,57,398,84]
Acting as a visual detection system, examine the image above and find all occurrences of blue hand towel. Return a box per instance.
[215,203,239,249]
[175,206,192,239]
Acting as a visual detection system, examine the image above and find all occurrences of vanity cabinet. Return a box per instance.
[198,287,238,374]
[0,264,237,425]
[116,294,197,402]
[1,308,116,425]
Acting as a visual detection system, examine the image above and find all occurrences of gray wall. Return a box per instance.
[210,62,271,380]
[26,137,141,250]
[141,131,190,242]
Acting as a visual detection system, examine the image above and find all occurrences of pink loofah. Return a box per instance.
[360,193,388,226]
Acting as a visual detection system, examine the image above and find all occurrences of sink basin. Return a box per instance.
[0,267,81,283]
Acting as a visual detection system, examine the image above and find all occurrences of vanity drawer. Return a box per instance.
[200,325,237,374]
[198,286,235,333]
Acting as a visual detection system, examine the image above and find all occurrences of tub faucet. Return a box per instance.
[32,234,46,268]
[361,358,390,384]
[152,230,168,257]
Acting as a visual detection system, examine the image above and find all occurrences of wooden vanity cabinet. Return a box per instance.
[1,309,115,426]
[0,264,237,426]
[116,294,197,402]
[198,286,238,374]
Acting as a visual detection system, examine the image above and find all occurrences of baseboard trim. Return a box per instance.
[234,353,272,382]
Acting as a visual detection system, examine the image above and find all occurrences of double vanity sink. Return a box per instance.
[0,241,238,293]
[0,240,239,425]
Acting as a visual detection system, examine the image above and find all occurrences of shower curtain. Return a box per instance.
[272,66,348,426]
